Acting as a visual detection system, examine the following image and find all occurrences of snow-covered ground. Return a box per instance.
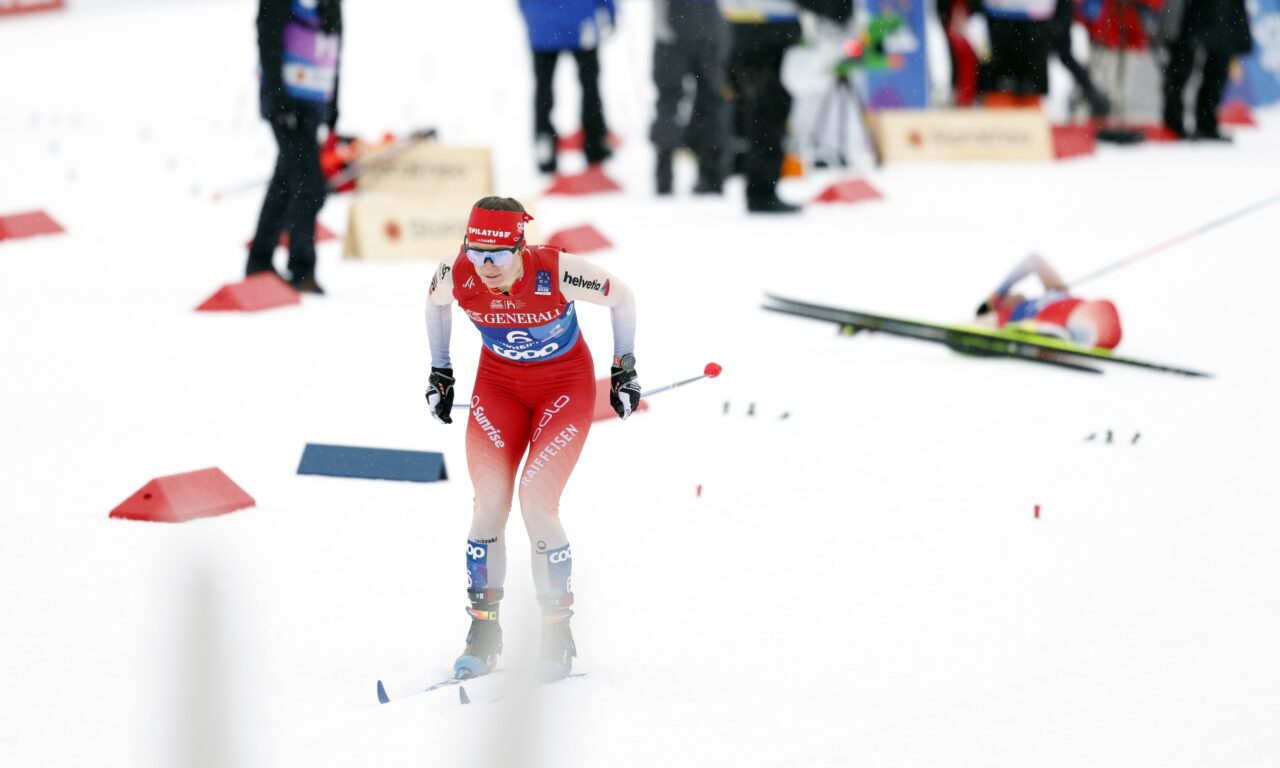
[2,1,1279,766]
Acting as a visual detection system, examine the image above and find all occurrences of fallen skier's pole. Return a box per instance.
[1070,191,1280,288]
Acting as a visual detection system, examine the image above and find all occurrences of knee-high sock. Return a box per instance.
[521,506,571,606]
[467,505,509,594]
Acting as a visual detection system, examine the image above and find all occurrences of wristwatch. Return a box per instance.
[613,353,636,372]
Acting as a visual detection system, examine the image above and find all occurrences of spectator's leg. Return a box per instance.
[533,50,560,172]
[735,22,799,209]
[689,12,730,191]
[285,110,327,283]
[1194,48,1231,138]
[1161,38,1195,137]
[246,120,295,276]
[573,48,610,164]
[1051,16,1109,115]
[652,41,688,194]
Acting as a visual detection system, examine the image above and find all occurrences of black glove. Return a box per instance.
[610,363,641,420]
[425,367,455,424]
[976,292,1003,316]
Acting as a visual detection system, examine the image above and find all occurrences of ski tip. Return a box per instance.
[376,680,390,705]
[459,686,471,706]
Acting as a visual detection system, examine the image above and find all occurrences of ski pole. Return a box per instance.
[211,128,437,202]
[210,177,269,202]
[1070,191,1280,288]
[324,128,438,189]
[641,362,722,398]
[449,362,723,409]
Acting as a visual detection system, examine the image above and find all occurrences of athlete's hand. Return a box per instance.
[425,367,456,424]
[976,292,1003,316]
[610,365,641,420]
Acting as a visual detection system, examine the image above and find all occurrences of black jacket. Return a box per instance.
[1161,0,1253,54]
[258,0,343,118]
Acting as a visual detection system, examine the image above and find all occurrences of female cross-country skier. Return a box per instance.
[976,254,1122,349]
[424,196,640,681]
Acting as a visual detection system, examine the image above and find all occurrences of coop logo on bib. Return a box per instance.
[495,330,561,361]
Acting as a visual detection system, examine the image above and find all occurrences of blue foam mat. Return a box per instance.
[297,443,448,483]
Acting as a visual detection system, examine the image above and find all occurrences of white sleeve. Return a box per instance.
[558,253,636,360]
[426,260,455,370]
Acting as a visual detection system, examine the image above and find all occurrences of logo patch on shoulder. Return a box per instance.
[535,270,553,296]
[602,279,610,297]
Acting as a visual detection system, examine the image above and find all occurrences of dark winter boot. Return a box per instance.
[536,132,558,174]
[245,254,281,280]
[692,153,724,195]
[747,195,801,214]
[288,273,326,295]
[1083,86,1111,119]
[537,593,576,681]
[692,172,723,195]
[454,588,503,679]
[655,149,674,195]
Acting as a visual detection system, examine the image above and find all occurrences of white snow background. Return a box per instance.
[1,1,1278,767]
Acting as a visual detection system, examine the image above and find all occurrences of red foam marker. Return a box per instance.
[704,362,722,378]
[813,178,883,205]
[556,128,624,152]
[1051,124,1097,160]
[243,222,338,250]
[696,484,703,498]
[110,467,255,523]
[1035,504,1040,519]
[0,210,65,242]
[544,166,623,196]
[1219,100,1255,127]
[197,272,301,312]
[547,224,613,254]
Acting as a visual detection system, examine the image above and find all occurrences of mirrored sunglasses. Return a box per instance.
[465,247,518,268]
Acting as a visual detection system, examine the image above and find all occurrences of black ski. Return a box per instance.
[763,301,1102,374]
[763,294,1211,378]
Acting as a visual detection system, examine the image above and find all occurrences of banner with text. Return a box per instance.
[876,108,1054,162]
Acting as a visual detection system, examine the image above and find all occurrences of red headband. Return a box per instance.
[465,207,534,248]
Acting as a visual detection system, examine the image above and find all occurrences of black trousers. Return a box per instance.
[1162,38,1231,135]
[651,2,729,176]
[1049,0,1098,96]
[727,21,800,205]
[247,108,328,278]
[533,48,609,164]
[983,18,1051,96]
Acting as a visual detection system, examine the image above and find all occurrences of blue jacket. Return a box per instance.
[518,0,617,51]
